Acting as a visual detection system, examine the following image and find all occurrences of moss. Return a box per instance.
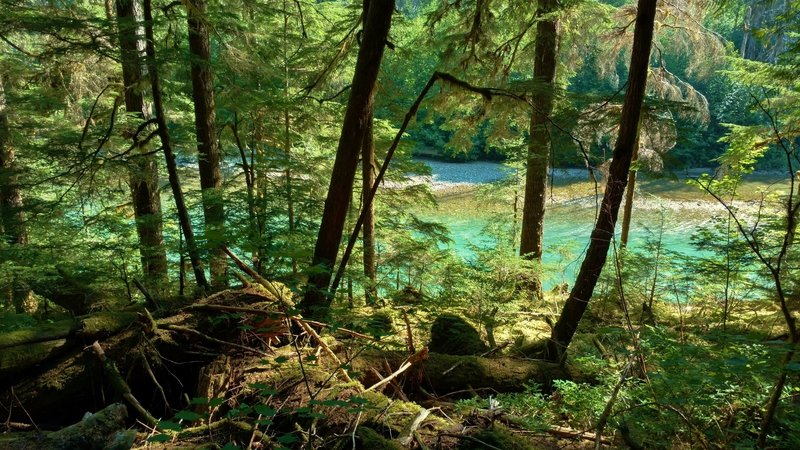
[79,311,139,337]
[429,313,487,355]
[340,309,395,338]
[0,338,70,374]
[354,427,403,450]
[457,425,537,450]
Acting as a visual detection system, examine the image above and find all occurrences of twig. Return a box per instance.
[140,350,171,412]
[133,278,159,310]
[222,247,285,301]
[293,318,352,383]
[301,318,377,341]
[366,347,428,392]
[544,425,612,444]
[437,432,504,450]
[594,361,632,449]
[398,408,430,446]
[9,387,39,432]
[351,410,363,450]
[90,341,158,427]
[185,303,283,317]
[160,324,268,356]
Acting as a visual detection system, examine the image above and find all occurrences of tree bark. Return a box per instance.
[300,0,394,317]
[546,0,657,361]
[519,0,559,301]
[187,0,227,290]
[362,109,378,304]
[115,0,169,288]
[0,403,133,450]
[619,137,640,248]
[143,0,209,290]
[0,75,33,314]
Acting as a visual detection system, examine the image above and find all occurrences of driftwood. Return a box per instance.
[0,403,134,450]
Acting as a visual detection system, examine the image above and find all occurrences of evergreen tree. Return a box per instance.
[187,0,227,289]
[301,0,395,317]
[115,0,168,289]
[547,0,658,361]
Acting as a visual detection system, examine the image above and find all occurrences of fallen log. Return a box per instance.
[352,351,578,395]
[2,286,281,426]
[0,310,141,381]
[0,403,134,450]
[0,318,78,349]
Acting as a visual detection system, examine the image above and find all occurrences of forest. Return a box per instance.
[1,0,799,448]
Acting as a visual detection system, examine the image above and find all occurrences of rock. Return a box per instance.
[429,314,488,355]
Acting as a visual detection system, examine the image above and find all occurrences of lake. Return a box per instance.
[414,159,731,290]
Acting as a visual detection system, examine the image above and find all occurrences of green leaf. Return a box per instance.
[277,433,298,444]
[175,410,202,421]
[348,396,370,405]
[147,434,171,443]
[158,420,182,431]
[254,404,276,417]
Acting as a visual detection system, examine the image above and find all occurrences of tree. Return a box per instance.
[361,108,378,304]
[115,0,168,288]
[519,0,559,301]
[300,0,395,317]
[546,0,657,361]
[187,0,227,289]
[0,74,32,313]
[143,0,208,290]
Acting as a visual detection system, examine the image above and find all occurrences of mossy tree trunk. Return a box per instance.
[362,108,378,305]
[116,0,169,289]
[519,0,559,302]
[187,0,227,290]
[143,0,209,290]
[0,75,33,313]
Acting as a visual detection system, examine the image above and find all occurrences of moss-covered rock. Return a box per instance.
[340,310,394,338]
[429,314,488,355]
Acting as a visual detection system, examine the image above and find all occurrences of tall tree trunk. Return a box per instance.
[143,0,209,290]
[0,75,33,313]
[546,0,657,362]
[187,0,226,290]
[283,0,298,277]
[362,109,377,305]
[519,0,559,301]
[300,0,394,317]
[619,136,640,248]
[115,0,168,288]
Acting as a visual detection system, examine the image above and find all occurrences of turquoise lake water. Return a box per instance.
[417,160,717,290]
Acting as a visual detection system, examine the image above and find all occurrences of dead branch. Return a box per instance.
[366,347,429,392]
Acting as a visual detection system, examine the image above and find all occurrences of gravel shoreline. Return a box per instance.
[413,159,753,215]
